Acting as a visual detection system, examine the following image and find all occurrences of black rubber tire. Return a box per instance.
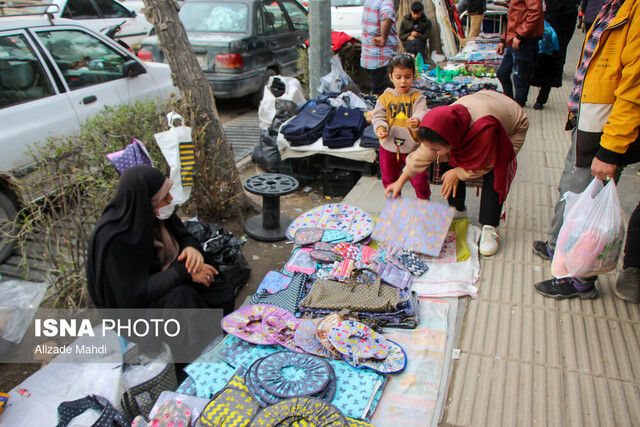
[0,192,18,264]
[250,68,278,108]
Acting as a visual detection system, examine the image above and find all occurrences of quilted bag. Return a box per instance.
[120,345,178,421]
[197,376,259,427]
[299,269,403,312]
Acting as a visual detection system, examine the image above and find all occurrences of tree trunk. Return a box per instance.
[142,0,256,220]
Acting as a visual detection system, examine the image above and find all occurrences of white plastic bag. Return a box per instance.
[258,76,307,130]
[318,55,360,95]
[0,280,48,343]
[552,179,625,278]
[154,112,193,209]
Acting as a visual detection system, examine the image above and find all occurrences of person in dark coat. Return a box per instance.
[399,1,432,55]
[86,166,235,314]
[530,0,579,110]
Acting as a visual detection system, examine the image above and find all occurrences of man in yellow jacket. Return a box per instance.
[533,0,640,299]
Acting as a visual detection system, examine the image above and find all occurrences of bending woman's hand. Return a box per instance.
[191,264,218,287]
[441,169,460,199]
[178,246,204,275]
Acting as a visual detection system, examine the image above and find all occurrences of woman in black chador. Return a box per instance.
[86,165,235,314]
[530,0,579,110]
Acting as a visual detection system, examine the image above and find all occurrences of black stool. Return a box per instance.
[243,173,299,241]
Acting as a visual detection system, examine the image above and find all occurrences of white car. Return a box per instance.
[30,0,153,47]
[331,0,363,41]
[0,16,177,260]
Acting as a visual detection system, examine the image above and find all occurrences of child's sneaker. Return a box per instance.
[479,225,499,256]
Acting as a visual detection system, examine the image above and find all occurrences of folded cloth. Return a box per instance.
[374,262,413,289]
[359,125,379,148]
[322,107,366,149]
[250,273,308,314]
[281,104,334,146]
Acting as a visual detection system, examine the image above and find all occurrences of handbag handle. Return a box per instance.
[347,268,380,291]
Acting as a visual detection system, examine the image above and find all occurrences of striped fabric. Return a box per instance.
[178,141,195,187]
[567,0,625,116]
[360,0,398,70]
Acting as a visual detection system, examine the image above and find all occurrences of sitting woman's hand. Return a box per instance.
[441,169,460,199]
[408,118,420,129]
[178,246,204,275]
[191,264,218,287]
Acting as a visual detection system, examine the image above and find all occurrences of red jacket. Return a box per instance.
[501,0,545,45]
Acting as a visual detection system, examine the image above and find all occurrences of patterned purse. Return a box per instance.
[299,269,403,313]
[197,376,259,427]
[120,345,178,421]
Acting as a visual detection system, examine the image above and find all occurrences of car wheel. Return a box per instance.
[250,69,278,108]
[0,192,18,264]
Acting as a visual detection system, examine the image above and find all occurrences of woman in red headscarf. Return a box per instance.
[384,90,529,256]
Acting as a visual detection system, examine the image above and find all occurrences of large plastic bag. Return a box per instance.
[552,179,625,278]
[539,21,560,55]
[258,76,307,130]
[0,280,48,344]
[183,221,251,295]
[154,112,193,214]
[318,55,360,95]
[252,130,281,173]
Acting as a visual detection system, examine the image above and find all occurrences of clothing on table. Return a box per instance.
[403,90,528,180]
[361,0,399,70]
[365,66,392,96]
[371,87,427,155]
[322,107,367,148]
[500,0,544,46]
[566,0,640,167]
[624,202,640,270]
[496,38,538,107]
[379,148,431,199]
[281,103,334,146]
[408,94,523,202]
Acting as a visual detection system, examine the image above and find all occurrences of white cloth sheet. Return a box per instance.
[412,224,481,297]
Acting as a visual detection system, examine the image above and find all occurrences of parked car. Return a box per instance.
[331,0,363,41]
[0,16,177,261]
[7,0,154,48]
[138,0,309,105]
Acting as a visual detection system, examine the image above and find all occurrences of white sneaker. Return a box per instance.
[479,225,499,256]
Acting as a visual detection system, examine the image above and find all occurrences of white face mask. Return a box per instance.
[156,204,175,220]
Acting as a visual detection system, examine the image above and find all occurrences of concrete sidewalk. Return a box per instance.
[345,31,640,426]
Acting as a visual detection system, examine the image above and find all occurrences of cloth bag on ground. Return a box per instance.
[299,269,403,312]
[258,76,307,130]
[552,179,625,278]
[153,112,194,213]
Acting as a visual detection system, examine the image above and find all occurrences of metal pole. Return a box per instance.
[308,0,332,97]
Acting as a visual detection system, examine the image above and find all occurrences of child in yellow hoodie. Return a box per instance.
[371,54,430,199]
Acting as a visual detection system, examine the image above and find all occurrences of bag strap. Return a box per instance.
[347,268,380,291]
